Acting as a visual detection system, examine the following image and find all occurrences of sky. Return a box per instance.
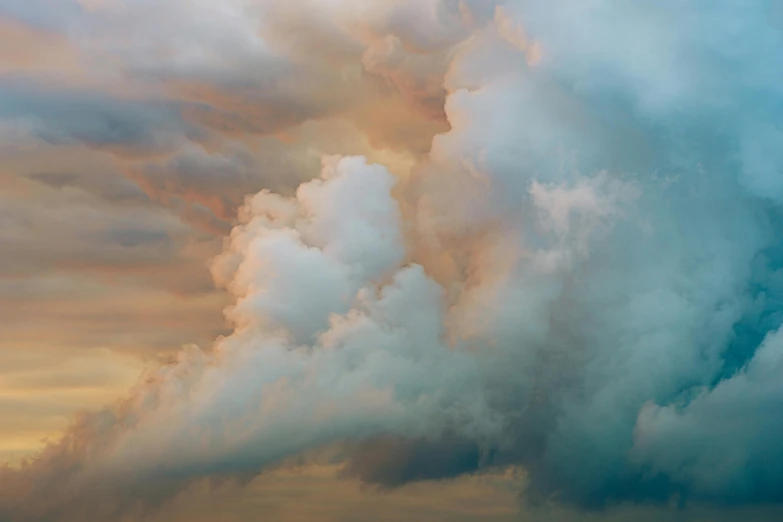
[1,1,783,521]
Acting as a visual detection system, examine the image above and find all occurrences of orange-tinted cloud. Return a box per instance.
[0,20,82,75]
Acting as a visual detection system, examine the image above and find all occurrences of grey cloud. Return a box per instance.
[340,435,483,488]
[128,140,317,236]
[100,228,171,249]
[6,0,456,157]
[0,81,203,153]
[133,142,308,217]
[0,0,83,30]
[632,325,783,504]
[26,171,148,203]
[0,197,177,275]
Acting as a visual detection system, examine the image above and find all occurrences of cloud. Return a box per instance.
[3,0,783,521]
[0,134,231,370]
[0,348,144,467]
[0,81,200,154]
[0,0,82,30]
[0,19,83,76]
[1,0,457,155]
[26,171,147,203]
[0,183,183,277]
[145,464,522,522]
[0,157,497,521]
[129,140,316,226]
[633,325,783,503]
[340,435,483,487]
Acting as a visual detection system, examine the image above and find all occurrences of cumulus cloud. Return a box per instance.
[3,0,783,521]
[0,157,496,522]
[633,325,783,503]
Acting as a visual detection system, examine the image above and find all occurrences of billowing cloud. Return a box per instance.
[2,0,783,521]
[0,157,497,521]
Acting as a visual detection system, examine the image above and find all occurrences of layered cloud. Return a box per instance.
[2,0,783,521]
